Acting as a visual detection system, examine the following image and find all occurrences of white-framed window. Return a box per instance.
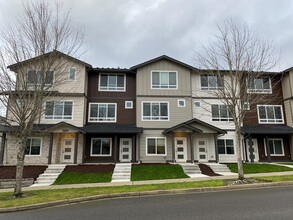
[243,102,250,110]
[91,138,112,156]
[142,101,169,121]
[151,71,177,89]
[177,99,186,107]
[44,101,73,119]
[25,137,42,156]
[200,75,224,90]
[27,70,54,85]
[146,137,166,156]
[257,105,283,124]
[68,67,76,80]
[264,138,284,156]
[99,74,126,91]
[89,103,117,122]
[247,77,272,93]
[217,139,235,155]
[211,104,233,121]
[125,101,133,109]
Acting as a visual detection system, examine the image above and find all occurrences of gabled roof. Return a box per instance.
[130,55,198,71]
[44,122,85,133]
[8,50,92,70]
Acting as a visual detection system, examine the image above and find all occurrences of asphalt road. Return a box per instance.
[1,185,293,220]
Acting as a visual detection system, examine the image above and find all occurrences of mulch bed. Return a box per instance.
[198,164,221,176]
[63,165,115,173]
[0,166,47,180]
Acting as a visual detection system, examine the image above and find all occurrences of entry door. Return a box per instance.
[120,138,132,162]
[175,137,187,162]
[246,139,259,162]
[61,138,74,163]
[197,138,208,162]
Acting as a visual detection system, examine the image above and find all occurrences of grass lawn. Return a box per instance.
[131,164,189,181]
[227,163,293,174]
[0,180,224,208]
[53,172,112,185]
[253,175,293,182]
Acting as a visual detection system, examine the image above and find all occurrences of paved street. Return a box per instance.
[1,185,293,220]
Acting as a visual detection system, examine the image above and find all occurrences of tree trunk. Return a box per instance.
[14,138,26,198]
[235,126,244,180]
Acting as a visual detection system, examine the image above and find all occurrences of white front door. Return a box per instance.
[175,137,187,162]
[120,138,132,162]
[61,138,74,163]
[197,138,208,162]
[246,139,259,162]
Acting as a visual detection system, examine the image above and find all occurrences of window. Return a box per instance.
[264,139,284,156]
[68,67,76,80]
[247,77,272,93]
[194,101,201,107]
[146,137,166,156]
[152,71,177,89]
[25,138,41,156]
[243,102,250,110]
[142,102,169,120]
[211,104,233,121]
[91,138,112,156]
[125,101,133,109]
[177,99,186,107]
[201,75,224,90]
[217,139,235,155]
[99,74,125,91]
[44,101,73,119]
[257,105,283,123]
[27,70,53,85]
[89,103,116,122]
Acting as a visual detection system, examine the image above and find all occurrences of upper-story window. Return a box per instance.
[247,77,272,93]
[99,74,125,91]
[257,105,283,123]
[27,70,54,85]
[201,75,224,90]
[44,101,73,120]
[151,71,177,89]
[142,101,169,121]
[211,104,233,121]
[68,67,76,80]
[89,103,117,122]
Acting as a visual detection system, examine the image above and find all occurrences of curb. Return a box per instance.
[1,181,293,213]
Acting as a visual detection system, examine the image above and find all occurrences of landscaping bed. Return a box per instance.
[226,163,293,174]
[0,166,47,180]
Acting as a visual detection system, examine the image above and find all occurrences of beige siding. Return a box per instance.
[282,73,293,99]
[284,100,293,127]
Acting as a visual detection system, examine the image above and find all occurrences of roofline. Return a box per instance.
[198,69,281,75]
[91,68,136,74]
[163,124,203,134]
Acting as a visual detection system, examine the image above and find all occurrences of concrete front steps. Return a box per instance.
[179,163,207,178]
[30,164,67,187]
[111,163,132,182]
[203,163,235,176]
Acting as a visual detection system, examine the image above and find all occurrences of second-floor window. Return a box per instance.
[89,103,117,122]
[247,77,272,93]
[142,102,169,121]
[211,104,233,121]
[68,67,76,80]
[257,105,283,123]
[152,71,177,89]
[201,75,224,90]
[44,101,73,120]
[27,70,53,85]
[99,74,125,91]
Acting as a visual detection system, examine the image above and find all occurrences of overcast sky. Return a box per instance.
[1,0,293,71]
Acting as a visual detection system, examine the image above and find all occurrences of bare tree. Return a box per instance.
[0,0,84,197]
[195,19,279,180]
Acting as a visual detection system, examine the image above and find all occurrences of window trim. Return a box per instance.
[125,101,133,109]
[211,104,233,121]
[217,138,235,155]
[177,99,186,107]
[146,137,167,156]
[27,69,54,86]
[264,138,284,156]
[88,103,117,123]
[44,100,74,120]
[257,105,284,124]
[200,74,224,90]
[247,77,272,94]
[90,138,112,157]
[68,67,76,81]
[141,101,170,121]
[25,137,42,156]
[151,70,178,90]
[98,73,126,92]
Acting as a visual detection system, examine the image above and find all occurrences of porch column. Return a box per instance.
[114,135,118,163]
[171,134,175,163]
[137,134,141,163]
[48,133,54,164]
[265,136,271,163]
[214,133,219,163]
[190,133,194,163]
[73,133,79,164]
[248,136,254,163]
[132,134,136,163]
[0,132,6,165]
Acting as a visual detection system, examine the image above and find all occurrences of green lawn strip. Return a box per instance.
[0,180,224,208]
[253,175,293,182]
[276,162,293,166]
[53,172,112,185]
[226,163,293,174]
[131,164,189,181]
